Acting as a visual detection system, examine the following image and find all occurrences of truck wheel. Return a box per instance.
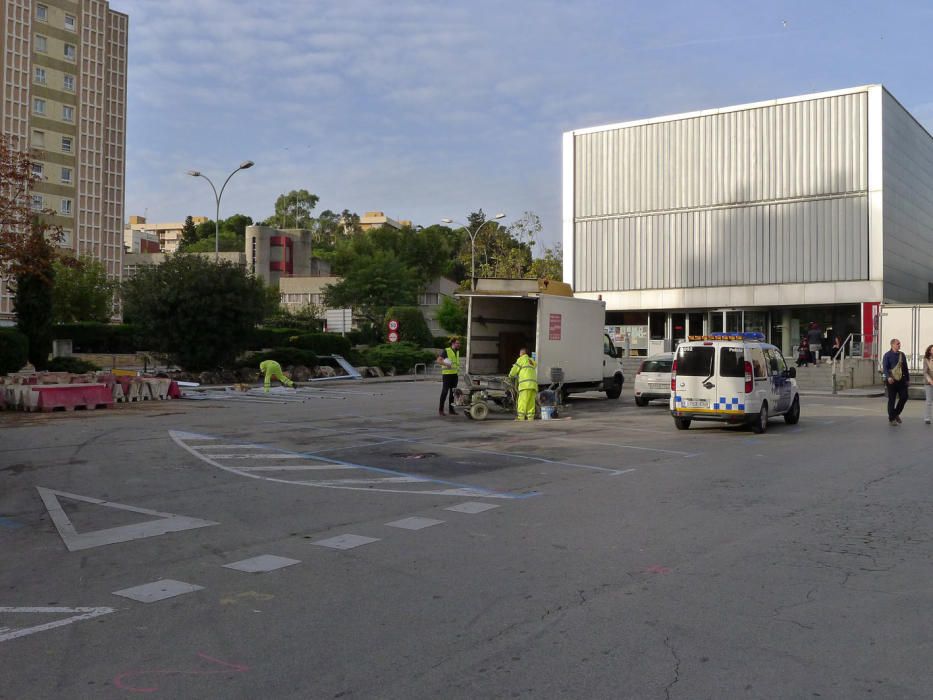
[469,402,489,421]
[752,402,768,434]
[605,378,623,400]
[674,417,691,430]
[635,396,649,407]
[784,396,800,424]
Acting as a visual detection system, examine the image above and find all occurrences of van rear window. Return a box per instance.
[676,346,714,376]
[720,347,746,377]
[642,359,672,373]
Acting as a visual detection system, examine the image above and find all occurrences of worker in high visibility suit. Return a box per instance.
[509,348,537,420]
[437,338,461,416]
[259,359,294,393]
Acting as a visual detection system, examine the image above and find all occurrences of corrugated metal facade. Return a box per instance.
[573,91,870,292]
[881,91,933,303]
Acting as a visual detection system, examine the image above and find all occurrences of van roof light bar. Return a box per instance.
[687,332,766,342]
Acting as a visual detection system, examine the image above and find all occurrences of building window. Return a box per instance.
[31,194,43,210]
[34,66,46,84]
[61,167,72,184]
[31,162,43,178]
[36,4,48,21]
[61,229,73,247]
[62,105,74,122]
[418,293,440,306]
[33,98,45,115]
[64,14,76,31]
[63,74,75,92]
[35,34,47,52]
[61,136,72,153]
[60,198,72,216]
[32,130,45,148]
[64,44,76,61]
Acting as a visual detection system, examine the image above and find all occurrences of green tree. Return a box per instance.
[179,215,198,250]
[435,295,467,336]
[12,227,56,369]
[52,256,116,323]
[528,242,563,281]
[384,306,433,348]
[184,213,252,253]
[122,254,272,371]
[268,189,319,229]
[323,250,419,330]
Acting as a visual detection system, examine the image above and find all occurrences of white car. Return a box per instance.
[670,333,800,433]
[634,353,674,406]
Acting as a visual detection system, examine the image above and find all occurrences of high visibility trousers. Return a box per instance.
[516,389,536,420]
[264,367,294,392]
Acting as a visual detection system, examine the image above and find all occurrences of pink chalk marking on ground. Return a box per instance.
[645,564,672,575]
[112,652,249,693]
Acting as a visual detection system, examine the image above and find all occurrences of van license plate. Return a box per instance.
[683,399,708,408]
[650,383,669,390]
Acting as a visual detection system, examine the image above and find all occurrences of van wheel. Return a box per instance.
[605,378,623,400]
[784,396,800,424]
[752,403,768,434]
[635,396,649,407]
[674,417,691,430]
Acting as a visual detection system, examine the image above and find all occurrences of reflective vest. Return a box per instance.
[509,354,537,390]
[443,347,460,375]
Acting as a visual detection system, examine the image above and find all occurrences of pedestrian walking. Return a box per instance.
[259,359,294,393]
[881,338,910,425]
[807,323,823,363]
[832,335,843,359]
[924,344,933,425]
[437,338,461,416]
[796,337,810,367]
[508,348,538,421]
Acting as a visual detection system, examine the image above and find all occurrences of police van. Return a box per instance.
[670,333,800,433]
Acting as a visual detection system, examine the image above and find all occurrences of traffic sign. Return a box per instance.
[387,319,399,331]
[387,331,399,343]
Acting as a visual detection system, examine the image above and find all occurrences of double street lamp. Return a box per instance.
[186,160,255,260]
[441,213,506,290]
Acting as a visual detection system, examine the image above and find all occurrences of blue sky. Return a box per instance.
[111,0,933,248]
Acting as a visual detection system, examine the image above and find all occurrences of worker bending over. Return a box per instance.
[259,359,295,393]
[509,348,537,420]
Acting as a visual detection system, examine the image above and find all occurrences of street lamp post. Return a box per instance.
[186,160,255,260]
[441,213,506,290]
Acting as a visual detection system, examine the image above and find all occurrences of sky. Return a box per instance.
[110,0,933,249]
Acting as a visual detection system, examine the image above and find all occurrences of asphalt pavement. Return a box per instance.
[1,380,931,699]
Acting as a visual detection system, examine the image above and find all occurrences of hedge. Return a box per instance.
[236,347,319,369]
[362,342,435,374]
[288,332,351,356]
[249,327,304,350]
[384,307,433,349]
[54,323,140,353]
[47,356,100,373]
[0,328,29,375]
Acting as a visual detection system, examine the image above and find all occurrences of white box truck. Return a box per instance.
[459,279,625,399]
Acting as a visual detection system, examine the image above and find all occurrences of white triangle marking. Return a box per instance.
[167,431,216,441]
[0,606,115,643]
[36,487,218,552]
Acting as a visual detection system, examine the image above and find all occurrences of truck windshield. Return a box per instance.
[676,346,714,376]
[719,347,746,377]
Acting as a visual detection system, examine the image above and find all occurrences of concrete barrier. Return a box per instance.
[31,384,113,412]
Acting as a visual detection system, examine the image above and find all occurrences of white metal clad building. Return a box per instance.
[562,85,933,356]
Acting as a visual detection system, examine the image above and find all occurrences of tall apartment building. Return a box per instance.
[0,0,127,322]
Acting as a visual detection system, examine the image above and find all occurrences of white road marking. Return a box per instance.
[195,453,311,459]
[0,607,115,643]
[386,517,445,530]
[445,502,500,514]
[311,534,380,550]
[549,436,698,457]
[222,555,300,573]
[113,579,204,603]
[235,464,355,471]
[36,487,218,552]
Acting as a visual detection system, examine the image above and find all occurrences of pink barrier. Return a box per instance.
[31,384,113,412]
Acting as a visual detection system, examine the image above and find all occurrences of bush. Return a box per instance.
[346,323,381,346]
[55,323,140,353]
[433,335,458,348]
[384,306,433,348]
[250,327,304,350]
[47,356,100,373]
[0,329,29,375]
[236,347,319,369]
[362,342,435,374]
[288,332,352,356]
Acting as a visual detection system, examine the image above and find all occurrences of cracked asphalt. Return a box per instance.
[1,381,931,699]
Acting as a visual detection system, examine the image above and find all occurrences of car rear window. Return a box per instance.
[643,359,672,373]
[676,346,714,376]
[719,347,746,377]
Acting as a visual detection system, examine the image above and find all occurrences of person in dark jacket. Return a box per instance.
[881,338,910,425]
[807,323,823,363]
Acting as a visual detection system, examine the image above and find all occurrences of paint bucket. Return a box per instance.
[540,406,555,421]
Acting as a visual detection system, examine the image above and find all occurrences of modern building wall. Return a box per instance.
[124,215,209,253]
[0,0,127,321]
[245,225,312,286]
[881,90,933,303]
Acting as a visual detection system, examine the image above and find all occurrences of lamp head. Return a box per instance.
[186,170,201,177]
[441,218,453,224]
[493,212,506,219]
[239,160,255,170]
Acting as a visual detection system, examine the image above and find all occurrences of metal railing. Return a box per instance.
[831,333,869,394]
